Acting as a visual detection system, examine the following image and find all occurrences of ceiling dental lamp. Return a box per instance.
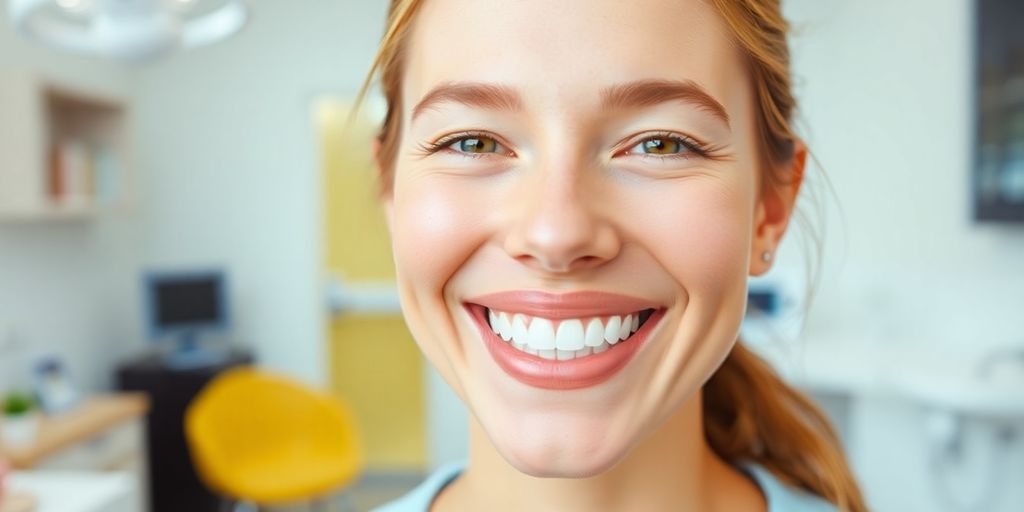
[8,0,248,62]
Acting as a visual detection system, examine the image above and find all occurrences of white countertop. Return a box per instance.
[7,470,137,512]
[748,337,1024,421]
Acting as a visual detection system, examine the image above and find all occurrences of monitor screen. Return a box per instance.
[975,0,1024,221]
[155,278,221,326]
[145,270,228,339]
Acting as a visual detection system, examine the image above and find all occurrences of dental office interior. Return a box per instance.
[0,1,1022,511]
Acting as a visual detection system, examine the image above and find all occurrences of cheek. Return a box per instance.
[391,178,491,295]
[627,178,751,298]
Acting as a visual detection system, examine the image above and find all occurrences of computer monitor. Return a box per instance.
[144,269,230,366]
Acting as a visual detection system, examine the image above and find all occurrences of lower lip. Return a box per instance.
[466,304,665,390]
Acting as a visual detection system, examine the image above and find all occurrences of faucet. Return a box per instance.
[976,344,1024,379]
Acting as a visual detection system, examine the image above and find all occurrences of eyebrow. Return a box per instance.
[410,79,731,127]
[601,79,730,127]
[412,82,523,121]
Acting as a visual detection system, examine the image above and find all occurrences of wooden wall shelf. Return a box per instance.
[0,75,133,224]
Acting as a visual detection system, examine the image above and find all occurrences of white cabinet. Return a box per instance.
[34,420,148,512]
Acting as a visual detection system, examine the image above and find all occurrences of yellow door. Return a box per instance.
[316,98,425,471]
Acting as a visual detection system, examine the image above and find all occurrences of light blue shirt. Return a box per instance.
[372,460,837,511]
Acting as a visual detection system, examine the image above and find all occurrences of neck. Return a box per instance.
[433,393,766,512]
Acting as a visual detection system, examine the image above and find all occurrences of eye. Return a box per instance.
[450,135,500,154]
[425,133,514,159]
[626,135,694,157]
[417,132,514,159]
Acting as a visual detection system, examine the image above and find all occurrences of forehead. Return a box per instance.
[403,0,748,117]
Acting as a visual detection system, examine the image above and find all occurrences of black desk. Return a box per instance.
[116,346,254,512]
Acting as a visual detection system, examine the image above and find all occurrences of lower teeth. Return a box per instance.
[517,344,610,361]
[492,309,656,361]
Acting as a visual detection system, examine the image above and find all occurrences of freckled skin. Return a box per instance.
[378,0,804,510]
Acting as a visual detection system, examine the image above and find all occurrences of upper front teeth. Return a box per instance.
[487,309,643,356]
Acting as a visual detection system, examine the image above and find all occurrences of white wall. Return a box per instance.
[129,0,388,385]
[1,0,391,391]
[0,9,140,392]
[781,0,1024,349]
[780,2,1024,511]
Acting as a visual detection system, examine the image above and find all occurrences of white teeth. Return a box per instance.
[497,312,513,341]
[528,317,556,350]
[619,314,632,341]
[584,318,605,347]
[555,319,585,351]
[485,308,654,361]
[604,316,621,345]
[512,314,529,344]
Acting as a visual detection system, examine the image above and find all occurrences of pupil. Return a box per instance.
[645,139,675,154]
[462,138,489,152]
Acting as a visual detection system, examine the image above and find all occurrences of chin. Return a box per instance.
[484,416,634,479]
[503,443,626,479]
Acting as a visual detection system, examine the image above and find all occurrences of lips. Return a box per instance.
[464,291,666,390]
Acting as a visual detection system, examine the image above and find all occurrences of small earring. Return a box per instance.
[760,250,772,263]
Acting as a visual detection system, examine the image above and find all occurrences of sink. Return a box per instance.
[889,346,1024,422]
[749,337,1024,422]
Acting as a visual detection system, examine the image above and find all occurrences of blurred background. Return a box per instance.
[0,0,1021,511]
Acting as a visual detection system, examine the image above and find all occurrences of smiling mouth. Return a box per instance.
[483,307,657,361]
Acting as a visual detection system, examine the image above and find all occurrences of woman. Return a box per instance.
[359,0,867,510]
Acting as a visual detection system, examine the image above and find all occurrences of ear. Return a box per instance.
[749,141,807,276]
[372,136,395,235]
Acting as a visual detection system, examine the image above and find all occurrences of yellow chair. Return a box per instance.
[185,367,363,510]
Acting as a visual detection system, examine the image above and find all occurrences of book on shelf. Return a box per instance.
[47,140,120,208]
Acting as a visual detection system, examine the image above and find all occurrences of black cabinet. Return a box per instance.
[116,347,254,512]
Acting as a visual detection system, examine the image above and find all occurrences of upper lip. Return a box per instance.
[466,290,662,319]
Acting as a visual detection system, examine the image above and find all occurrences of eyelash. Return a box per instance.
[417,131,510,160]
[623,131,716,161]
[416,130,717,161]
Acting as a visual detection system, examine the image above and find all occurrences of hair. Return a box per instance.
[357,1,867,511]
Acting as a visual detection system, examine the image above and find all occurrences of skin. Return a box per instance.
[375,0,806,510]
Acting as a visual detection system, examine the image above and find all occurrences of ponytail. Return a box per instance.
[704,341,867,512]
[698,2,867,507]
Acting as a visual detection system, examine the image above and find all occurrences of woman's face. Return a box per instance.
[383,0,783,476]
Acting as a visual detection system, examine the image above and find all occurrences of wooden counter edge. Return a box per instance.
[1,393,150,469]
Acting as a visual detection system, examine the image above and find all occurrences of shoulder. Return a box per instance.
[370,461,465,512]
[740,462,839,512]
[371,460,837,512]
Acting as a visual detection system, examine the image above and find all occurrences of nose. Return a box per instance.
[502,167,621,274]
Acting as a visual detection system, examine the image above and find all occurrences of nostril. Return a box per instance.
[515,253,605,274]
[502,192,622,274]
